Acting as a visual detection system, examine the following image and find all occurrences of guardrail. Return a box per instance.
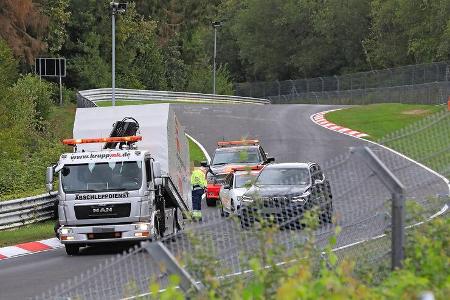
[0,192,57,230]
[76,88,270,107]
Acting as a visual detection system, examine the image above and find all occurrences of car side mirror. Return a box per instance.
[46,166,54,192]
[201,161,209,167]
[223,184,230,189]
[266,157,275,163]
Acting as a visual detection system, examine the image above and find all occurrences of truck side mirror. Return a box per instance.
[46,166,54,192]
[153,161,162,178]
[201,161,209,167]
[153,161,162,186]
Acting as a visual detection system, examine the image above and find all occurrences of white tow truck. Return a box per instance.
[46,105,191,255]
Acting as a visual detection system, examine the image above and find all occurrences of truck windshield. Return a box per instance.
[212,149,260,165]
[61,161,143,193]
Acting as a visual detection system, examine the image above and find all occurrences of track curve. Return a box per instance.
[0,104,447,299]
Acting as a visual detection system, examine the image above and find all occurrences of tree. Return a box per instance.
[186,64,233,95]
[365,0,450,68]
[163,36,187,91]
[0,0,48,65]
[43,0,71,55]
[0,39,19,90]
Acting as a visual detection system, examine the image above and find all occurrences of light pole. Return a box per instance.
[212,21,222,95]
[110,2,127,106]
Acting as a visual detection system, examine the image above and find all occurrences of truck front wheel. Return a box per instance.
[65,244,80,255]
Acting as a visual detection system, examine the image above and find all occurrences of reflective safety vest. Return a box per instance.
[191,169,207,189]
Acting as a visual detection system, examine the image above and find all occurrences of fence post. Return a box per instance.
[276,80,281,99]
[143,241,204,292]
[334,75,340,91]
[351,146,405,270]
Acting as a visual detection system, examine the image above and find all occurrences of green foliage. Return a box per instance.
[231,0,371,80]
[0,39,19,90]
[186,64,234,95]
[154,215,449,299]
[12,74,54,123]
[0,220,55,247]
[0,61,74,199]
[44,0,71,54]
[365,0,450,67]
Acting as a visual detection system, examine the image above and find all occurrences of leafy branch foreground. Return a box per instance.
[147,213,449,300]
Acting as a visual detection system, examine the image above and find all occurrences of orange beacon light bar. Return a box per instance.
[63,136,142,145]
[231,165,264,172]
[217,139,259,147]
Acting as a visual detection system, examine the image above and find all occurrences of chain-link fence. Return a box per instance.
[39,108,449,299]
[234,62,450,105]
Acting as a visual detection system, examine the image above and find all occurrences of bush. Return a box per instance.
[186,64,234,95]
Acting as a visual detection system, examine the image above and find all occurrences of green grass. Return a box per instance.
[188,136,207,166]
[96,99,222,106]
[327,103,449,177]
[0,220,55,247]
[326,103,442,140]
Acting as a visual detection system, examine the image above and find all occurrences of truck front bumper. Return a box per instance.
[58,222,154,244]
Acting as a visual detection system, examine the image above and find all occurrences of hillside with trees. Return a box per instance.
[0,0,449,91]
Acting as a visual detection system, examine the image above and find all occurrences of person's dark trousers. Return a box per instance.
[192,188,203,211]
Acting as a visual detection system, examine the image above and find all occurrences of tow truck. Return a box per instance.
[46,105,191,255]
[201,140,274,207]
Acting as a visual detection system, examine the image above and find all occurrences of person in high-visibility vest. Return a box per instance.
[191,163,207,221]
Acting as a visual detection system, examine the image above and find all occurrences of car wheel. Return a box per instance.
[65,244,80,255]
[240,209,254,229]
[206,197,217,207]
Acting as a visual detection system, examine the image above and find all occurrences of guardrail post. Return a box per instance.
[143,241,204,292]
[351,146,405,270]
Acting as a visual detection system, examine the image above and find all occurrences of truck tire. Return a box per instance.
[155,215,164,238]
[206,198,217,207]
[65,244,80,255]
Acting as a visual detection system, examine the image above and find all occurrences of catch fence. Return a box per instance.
[235,62,450,105]
[38,107,449,299]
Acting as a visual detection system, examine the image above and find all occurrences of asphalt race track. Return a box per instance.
[0,104,447,299]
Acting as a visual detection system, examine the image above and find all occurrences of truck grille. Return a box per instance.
[74,203,131,220]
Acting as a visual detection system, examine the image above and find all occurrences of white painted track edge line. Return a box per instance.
[310,109,450,194]
[185,133,211,164]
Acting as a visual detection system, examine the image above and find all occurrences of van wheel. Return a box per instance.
[65,244,80,255]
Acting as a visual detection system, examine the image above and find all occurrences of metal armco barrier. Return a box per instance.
[76,88,270,107]
[0,192,57,230]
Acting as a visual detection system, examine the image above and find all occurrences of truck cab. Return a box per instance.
[48,147,181,255]
[47,108,190,255]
